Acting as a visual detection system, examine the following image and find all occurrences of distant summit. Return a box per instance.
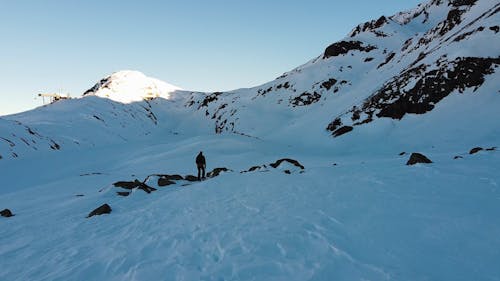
[83,70,181,103]
[1,0,498,160]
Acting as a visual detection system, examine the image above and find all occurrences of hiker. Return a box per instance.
[196,151,206,181]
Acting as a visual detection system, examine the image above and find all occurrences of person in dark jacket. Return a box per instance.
[196,151,206,181]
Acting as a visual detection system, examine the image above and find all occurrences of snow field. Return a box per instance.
[1,134,499,281]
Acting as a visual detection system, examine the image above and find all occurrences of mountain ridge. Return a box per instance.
[1,0,499,160]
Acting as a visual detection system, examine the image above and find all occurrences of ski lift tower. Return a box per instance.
[38,93,71,104]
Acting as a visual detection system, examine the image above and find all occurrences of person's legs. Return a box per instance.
[197,167,201,181]
[202,166,206,179]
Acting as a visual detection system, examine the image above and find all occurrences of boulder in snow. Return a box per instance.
[162,174,184,181]
[158,177,176,187]
[116,191,130,197]
[406,153,433,165]
[270,158,305,170]
[1,209,14,217]
[469,147,483,154]
[113,180,142,189]
[87,204,111,218]
[241,165,267,173]
[184,175,199,182]
[113,179,156,193]
[207,167,231,178]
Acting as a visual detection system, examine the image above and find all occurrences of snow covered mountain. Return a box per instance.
[83,70,181,103]
[2,0,498,160]
[1,1,499,280]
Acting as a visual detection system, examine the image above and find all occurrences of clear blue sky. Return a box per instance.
[0,0,423,115]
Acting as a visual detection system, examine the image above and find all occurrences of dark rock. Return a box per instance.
[454,156,464,159]
[75,194,85,197]
[158,177,176,186]
[350,16,388,37]
[321,78,338,91]
[198,92,223,109]
[469,147,483,154]
[83,77,111,96]
[284,170,291,174]
[270,158,305,170]
[450,0,477,7]
[117,191,130,197]
[399,152,406,156]
[207,167,231,178]
[1,209,14,217]
[377,52,396,69]
[291,91,321,106]
[332,126,353,137]
[50,140,61,150]
[160,175,184,181]
[137,182,156,193]
[326,118,342,132]
[323,41,377,59]
[486,147,497,151]
[490,26,499,33]
[87,204,111,218]
[113,180,141,189]
[364,57,374,62]
[454,26,485,42]
[406,153,433,165]
[438,8,464,36]
[249,165,262,172]
[241,165,263,173]
[331,57,500,128]
[184,175,199,182]
[113,179,156,193]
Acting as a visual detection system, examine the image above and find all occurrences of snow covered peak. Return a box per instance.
[83,70,181,103]
[390,0,479,25]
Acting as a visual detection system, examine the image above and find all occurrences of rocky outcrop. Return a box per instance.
[242,158,305,174]
[323,41,377,59]
[406,153,433,165]
[87,204,111,218]
[113,180,156,193]
[291,92,322,106]
[270,158,305,170]
[116,191,131,197]
[350,16,389,37]
[327,57,500,137]
[470,146,496,154]
[184,175,199,182]
[158,178,176,186]
[1,209,14,217]
[207,167,231,178]
[469,147,483,154]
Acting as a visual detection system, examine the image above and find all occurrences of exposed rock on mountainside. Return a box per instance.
[87,204,112,218]
[1,0,498,159]
[327,57,500,135]
[406,153,433,165]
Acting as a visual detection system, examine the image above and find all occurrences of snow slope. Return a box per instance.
[1,0,500,280]
[1,133,499,281]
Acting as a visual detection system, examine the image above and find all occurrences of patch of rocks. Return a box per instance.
[112,169,233,196]
[469,146,496,154]
[242,158,305,174]
[207,167,232,178]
